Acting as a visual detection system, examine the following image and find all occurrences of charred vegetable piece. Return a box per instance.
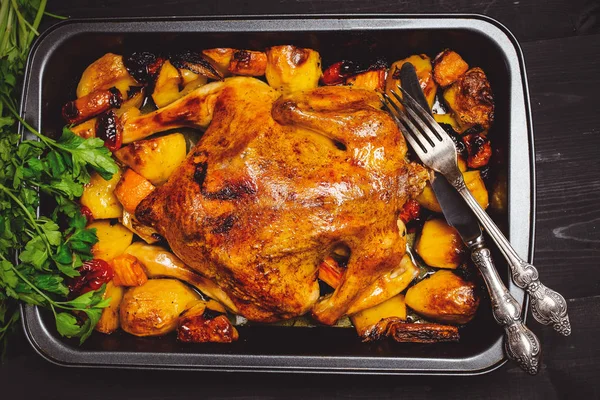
[228,49,267,76]
[114,132,187,185]
[67,259,114,295]
[433,50,469,87]
[463,133,492,169]
[88,220,133,262]
[120,210,161,245]
[386,322,460,343]
[202,48,234,77]
[345,69,386,91]
[386,54,437,108]
[123,52,166,84]
[416,168,488,212]
[152,60,183,108]
[114,169,156,214]
[351,294,407,341]
[170,50,222,80]
[95,109,122,152]
[120,279,201,337]
[95,281,125,334]
[265,45,322,93]
[124,242,238,312]
[111,254,148,287]
[76,53,138,98]
[416,218,465,270]
[405,270,479,325]
[443,67,494,130]
[62,87,123,125]
[80,170,123,220]
[177,300,239,343]
[321,61,354,85]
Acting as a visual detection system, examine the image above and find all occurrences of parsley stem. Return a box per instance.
[0,183,52,253]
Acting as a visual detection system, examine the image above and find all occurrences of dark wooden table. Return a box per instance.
[2,1,599,398]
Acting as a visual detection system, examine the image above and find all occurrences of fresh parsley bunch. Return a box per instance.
[0,0,119,352]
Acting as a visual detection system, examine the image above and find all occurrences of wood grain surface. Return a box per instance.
[1,1,599,399]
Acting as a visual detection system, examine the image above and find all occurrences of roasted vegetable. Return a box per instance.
[228,49,267,76]
[202,48,234,77]
[265,45,322,93]
[124,242,238,312]
[114,169,156,214]
[67,259,114,295]
[80,170,123,219]
[95,109,122,152]
[345,69,386,91]
[416,218,465,270]
[386,322,460,343]
[76,53,138,98]
[443,67,494,130]
[416,168,488,212]
[120,210,161,244]
[123,52,166,84]
[88,220,133,262]
[350,294,406,340]
[152,60,183,108]
[95,281,125,334]
[433,50,469,87]
[111,254,148,287]
[62,87,123,125]
[114,132,187,185]
[463,133,492,169]
[177,300,239,343]
[405,270,479,325]
[386,54,437,108]
[398,199,421,224]
[169,50,222,80]
[120,279,201,337]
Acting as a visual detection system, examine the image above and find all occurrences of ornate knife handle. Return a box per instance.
[451,174,571,336]
[469,241,541,375]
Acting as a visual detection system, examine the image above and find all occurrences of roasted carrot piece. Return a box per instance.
[111,254,148,287]
[113,168,156,214]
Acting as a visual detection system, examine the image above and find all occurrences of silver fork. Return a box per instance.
[383,86,571,337]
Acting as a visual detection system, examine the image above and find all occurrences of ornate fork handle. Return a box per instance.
[450,173,571,336]
[469,242,541,375]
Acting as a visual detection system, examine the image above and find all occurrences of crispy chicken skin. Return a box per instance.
[134,77,426,324]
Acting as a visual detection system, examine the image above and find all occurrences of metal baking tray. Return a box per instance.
[19,14,535,375]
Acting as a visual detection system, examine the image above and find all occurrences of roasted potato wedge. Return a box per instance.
[443,67,494,130]
[111,254,148,287]
[89,220,133,262]
[416,218,465,270]
[202,48,234,77]
[114,169,156,214]
[95,281,125,334]
[433,50,469,87]
[416,169,488,212]
[124,242,237,312]
[177,300,239,343]
[405,270,479,325]
[386,54,437,108]
[80,170,123,219]
[152,60,183,108]
[350,294,407,340]
[120,279,200,337]
[265,45,322,93]
[76,53,138,98]
[114,132,187,185]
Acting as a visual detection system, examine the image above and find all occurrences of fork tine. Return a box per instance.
[381,93,428,155]
[397,86,454,144]
[389,89,437,147]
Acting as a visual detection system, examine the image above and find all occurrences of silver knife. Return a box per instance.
[399,63,541,375]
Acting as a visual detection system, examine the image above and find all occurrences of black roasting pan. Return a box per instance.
[19,14,535,375]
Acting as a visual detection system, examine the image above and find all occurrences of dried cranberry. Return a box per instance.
[68,259,114,295]
[80,205,94,225]
[96,110,122,152]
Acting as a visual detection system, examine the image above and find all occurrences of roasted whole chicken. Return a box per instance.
[133,77,426,324]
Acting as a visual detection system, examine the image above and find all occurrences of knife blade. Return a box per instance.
[398,62,541,375]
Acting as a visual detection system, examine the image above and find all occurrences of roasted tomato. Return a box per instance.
[68,259,114,295]
[399,199,421,224]
[321,60,386,86]
[62,87,123,125]
[95,109,122,152]
[463,133,492,169]
[80,205,94,225]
